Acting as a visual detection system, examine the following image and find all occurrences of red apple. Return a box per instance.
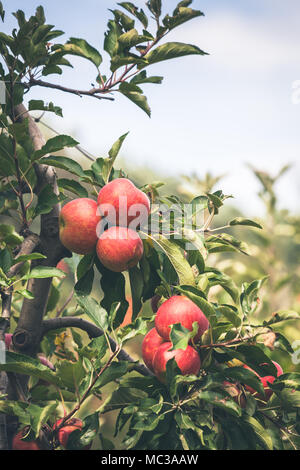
[12,428,41,450]
[154,295,209,342]
[97,178,150,228]
[5,333,12,350]
[153,342,201,382]
[56,259,70,275]
[53,418,83,449]
[243,361,283,401]
[142,328,166,372]
[59,198,101,255]
[96,226,143,272]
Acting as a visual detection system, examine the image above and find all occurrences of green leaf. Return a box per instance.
[94,362,132,389]
[38,156,85,178]
[263,310,300,326]
[55,358,86,391]
[58,178,88,198]
[118,3,148,28]
[104,20,122,57]
[32,135,79,161]
[216,305,241,328]
[243,416,273,450]
[23,266,66,280]
[74,267,94,296]
[229,218,262,229]
[118,28,144,49]
[54,38,102,68]
[16,289,35,299]
[12,253,47,264]
[199,390,242,417]
[110,9,135,31]
[31,402,58,438]
[0,351,62,386]
[34,184,59,217]
[169,322,199,350]
[205,268,239,303]
[130,70,163,85]
[119,82,151,116]
[144,42,207,66]
[0,2,5,22]
[146,0,161,17]
[28,100,63,117]
[224,366,265,397]
[163,6,204,31]
[75,293,108,331]
[0,248,13,273]
[149,235,195,286]
[96,259,129,329]
[93,132,129,184]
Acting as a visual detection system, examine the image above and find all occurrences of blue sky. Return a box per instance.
[2,1,300,215]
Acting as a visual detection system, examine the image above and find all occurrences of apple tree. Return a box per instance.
[0,0,300,451]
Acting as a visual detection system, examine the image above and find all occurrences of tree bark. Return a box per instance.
[12,104,71,356]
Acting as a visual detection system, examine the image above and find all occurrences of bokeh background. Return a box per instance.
[3,0,300,215]
[3,0,300,448]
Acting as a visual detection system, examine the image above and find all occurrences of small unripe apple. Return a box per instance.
[96,226,143,272]
[12,428,41,450]
[154,295,209,341]
[59,198,101,255]
[243,361,283,401]
[53,418,83,449]
[142,328,166,372]
[153,342,201,382]
[97,178,150,228]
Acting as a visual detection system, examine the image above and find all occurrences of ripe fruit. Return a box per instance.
[53,418,83,449]
[155,295,209,341]
[56,259,70,275]
[12,428,41,450]
[142,328,166,372]
[153,342,201,382]
[96,226,143,272]
[244,361,283,401]
[59,198,101,255]
[97,178,150,228]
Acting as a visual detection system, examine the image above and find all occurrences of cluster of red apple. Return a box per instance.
[142,295,283,404]
[142,295,209,382]
[12,418,87,450]
[59,178,150,272]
